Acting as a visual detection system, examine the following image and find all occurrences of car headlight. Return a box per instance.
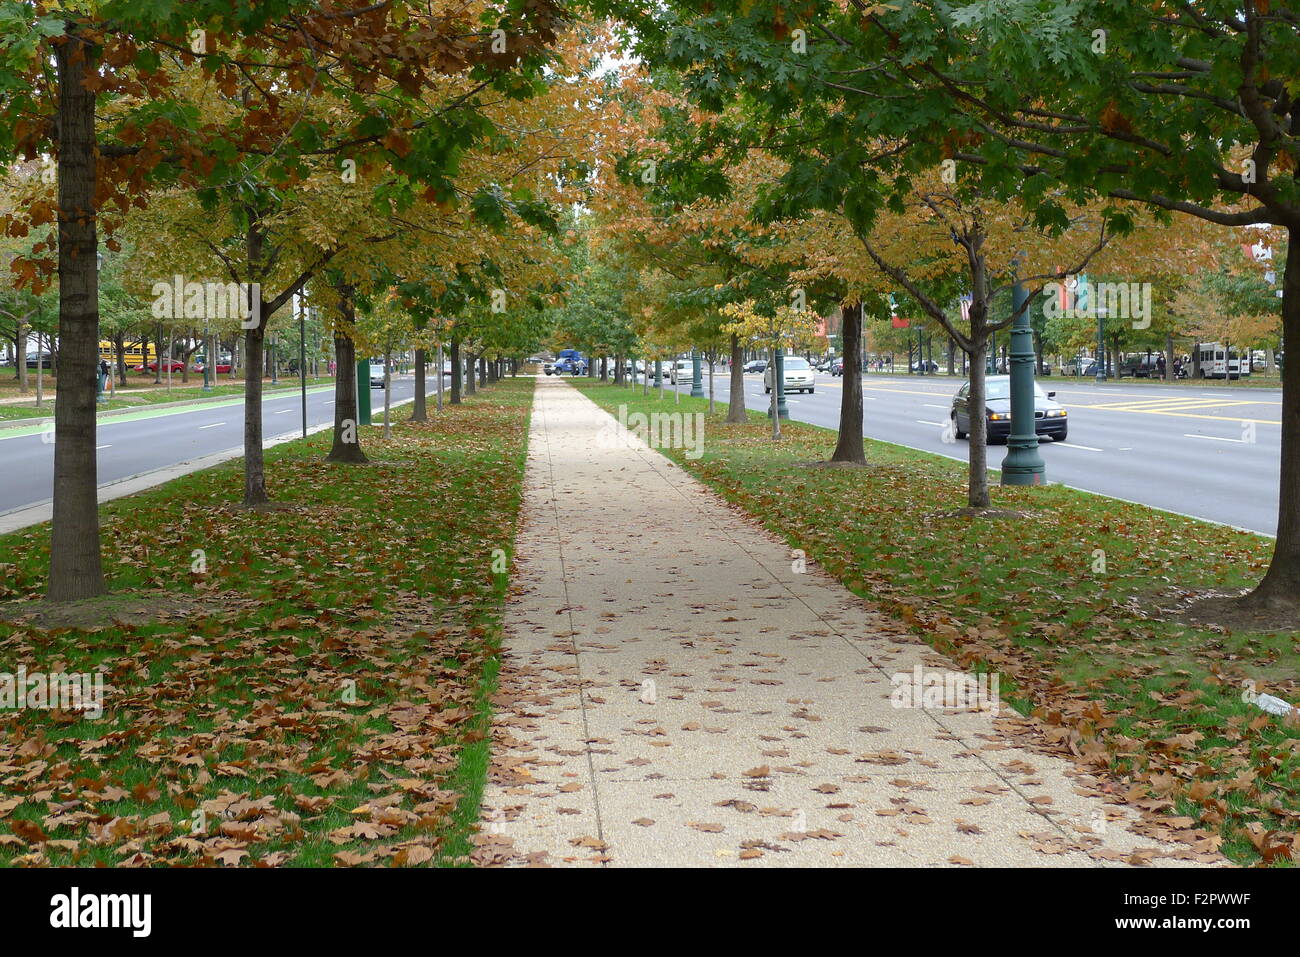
[988,412,1011,421]
[1046,409,1067,417]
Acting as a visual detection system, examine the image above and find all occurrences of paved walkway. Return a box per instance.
[477,377,1216,867]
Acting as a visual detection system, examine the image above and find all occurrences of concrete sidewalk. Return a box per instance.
[477,377,1218,867]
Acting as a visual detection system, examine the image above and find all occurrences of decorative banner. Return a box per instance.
[890,292,909,328]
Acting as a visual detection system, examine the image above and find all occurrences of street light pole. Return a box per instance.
[298,297,307,438]
[1001,278,1046,486]
[202,318,212,391]
[774,346,789,419]
[1096,309,1107,384]
[690,349,704,398]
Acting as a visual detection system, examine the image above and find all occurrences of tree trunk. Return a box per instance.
[410,347,427,422]
[1165,333,1176,382]
[16,320,28,392]
[450,340,462,404]
[47,29,106,601]
[707,352,715,414]
[464,351,477,395]
[326,327,368,463]
[967,340,990,509]
[830,302,867,464]
[726,333,746,424]
[436,344,444,409]
[1242,235,1300,611]
[242,319,269,504]
[769,343,780,440]
[383,348,392,440]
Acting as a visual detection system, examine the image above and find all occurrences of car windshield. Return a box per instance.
[784,358,810,370]
[982,380,1049,399]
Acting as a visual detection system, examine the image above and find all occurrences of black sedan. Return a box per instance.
[950,375,1068,443]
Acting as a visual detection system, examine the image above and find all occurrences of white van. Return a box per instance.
[1196,343,1247,379]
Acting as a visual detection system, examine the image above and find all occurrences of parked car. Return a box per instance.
[553,357,587,375]
[1119,354,1162,378]
[669,358,694,384]
[1061,355,1099,376]
[26,351,53,369]
[543,361,556,375]
[134,359,186,374]
[193,358,233,374]
[950,375,1068,443]
[369,362,387,388]
[763,356,815,394]
[742,359,767,374]
[911,359,940,373]
[830,358,845,376]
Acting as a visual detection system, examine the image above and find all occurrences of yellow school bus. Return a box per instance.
[98,339,152,369]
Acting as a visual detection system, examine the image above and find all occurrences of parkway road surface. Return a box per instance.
[0,375,435,518]
[692,371,1281,536]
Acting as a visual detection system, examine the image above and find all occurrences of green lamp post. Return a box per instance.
[201,318,212,391]
[768,347,789,419]
[1000,279,1046,486]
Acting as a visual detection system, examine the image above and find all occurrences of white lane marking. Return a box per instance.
[1118,447,1133,451]
[198,422,225,430]
[1185,433,1244,443]
[917,420,945,427]
[1056,442,1103,451]
[274,409,293,414]
[96,444,112,450]
[924,403,948,409]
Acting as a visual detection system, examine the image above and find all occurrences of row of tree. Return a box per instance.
[0,1,618,602]
[551,0,1299,620]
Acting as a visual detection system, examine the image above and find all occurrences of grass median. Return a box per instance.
[0,376,338,422]
[576,379,1297,866]
[0,377,533,867]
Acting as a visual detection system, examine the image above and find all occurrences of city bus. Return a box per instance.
[1196,343,1249,380]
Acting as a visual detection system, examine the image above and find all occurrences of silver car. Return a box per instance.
[763,356,815,394]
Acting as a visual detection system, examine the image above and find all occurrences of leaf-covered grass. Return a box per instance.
[0,376,335,422]
[576,380,1298,866]
[0,377,533,867]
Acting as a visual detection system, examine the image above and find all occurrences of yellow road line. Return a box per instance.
[1081,397,1263,410]
[1087,408,1281,426]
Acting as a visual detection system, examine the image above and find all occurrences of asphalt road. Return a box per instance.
[696,370,1281,535]
[2,370,1281,536]
[0,376,434,516]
